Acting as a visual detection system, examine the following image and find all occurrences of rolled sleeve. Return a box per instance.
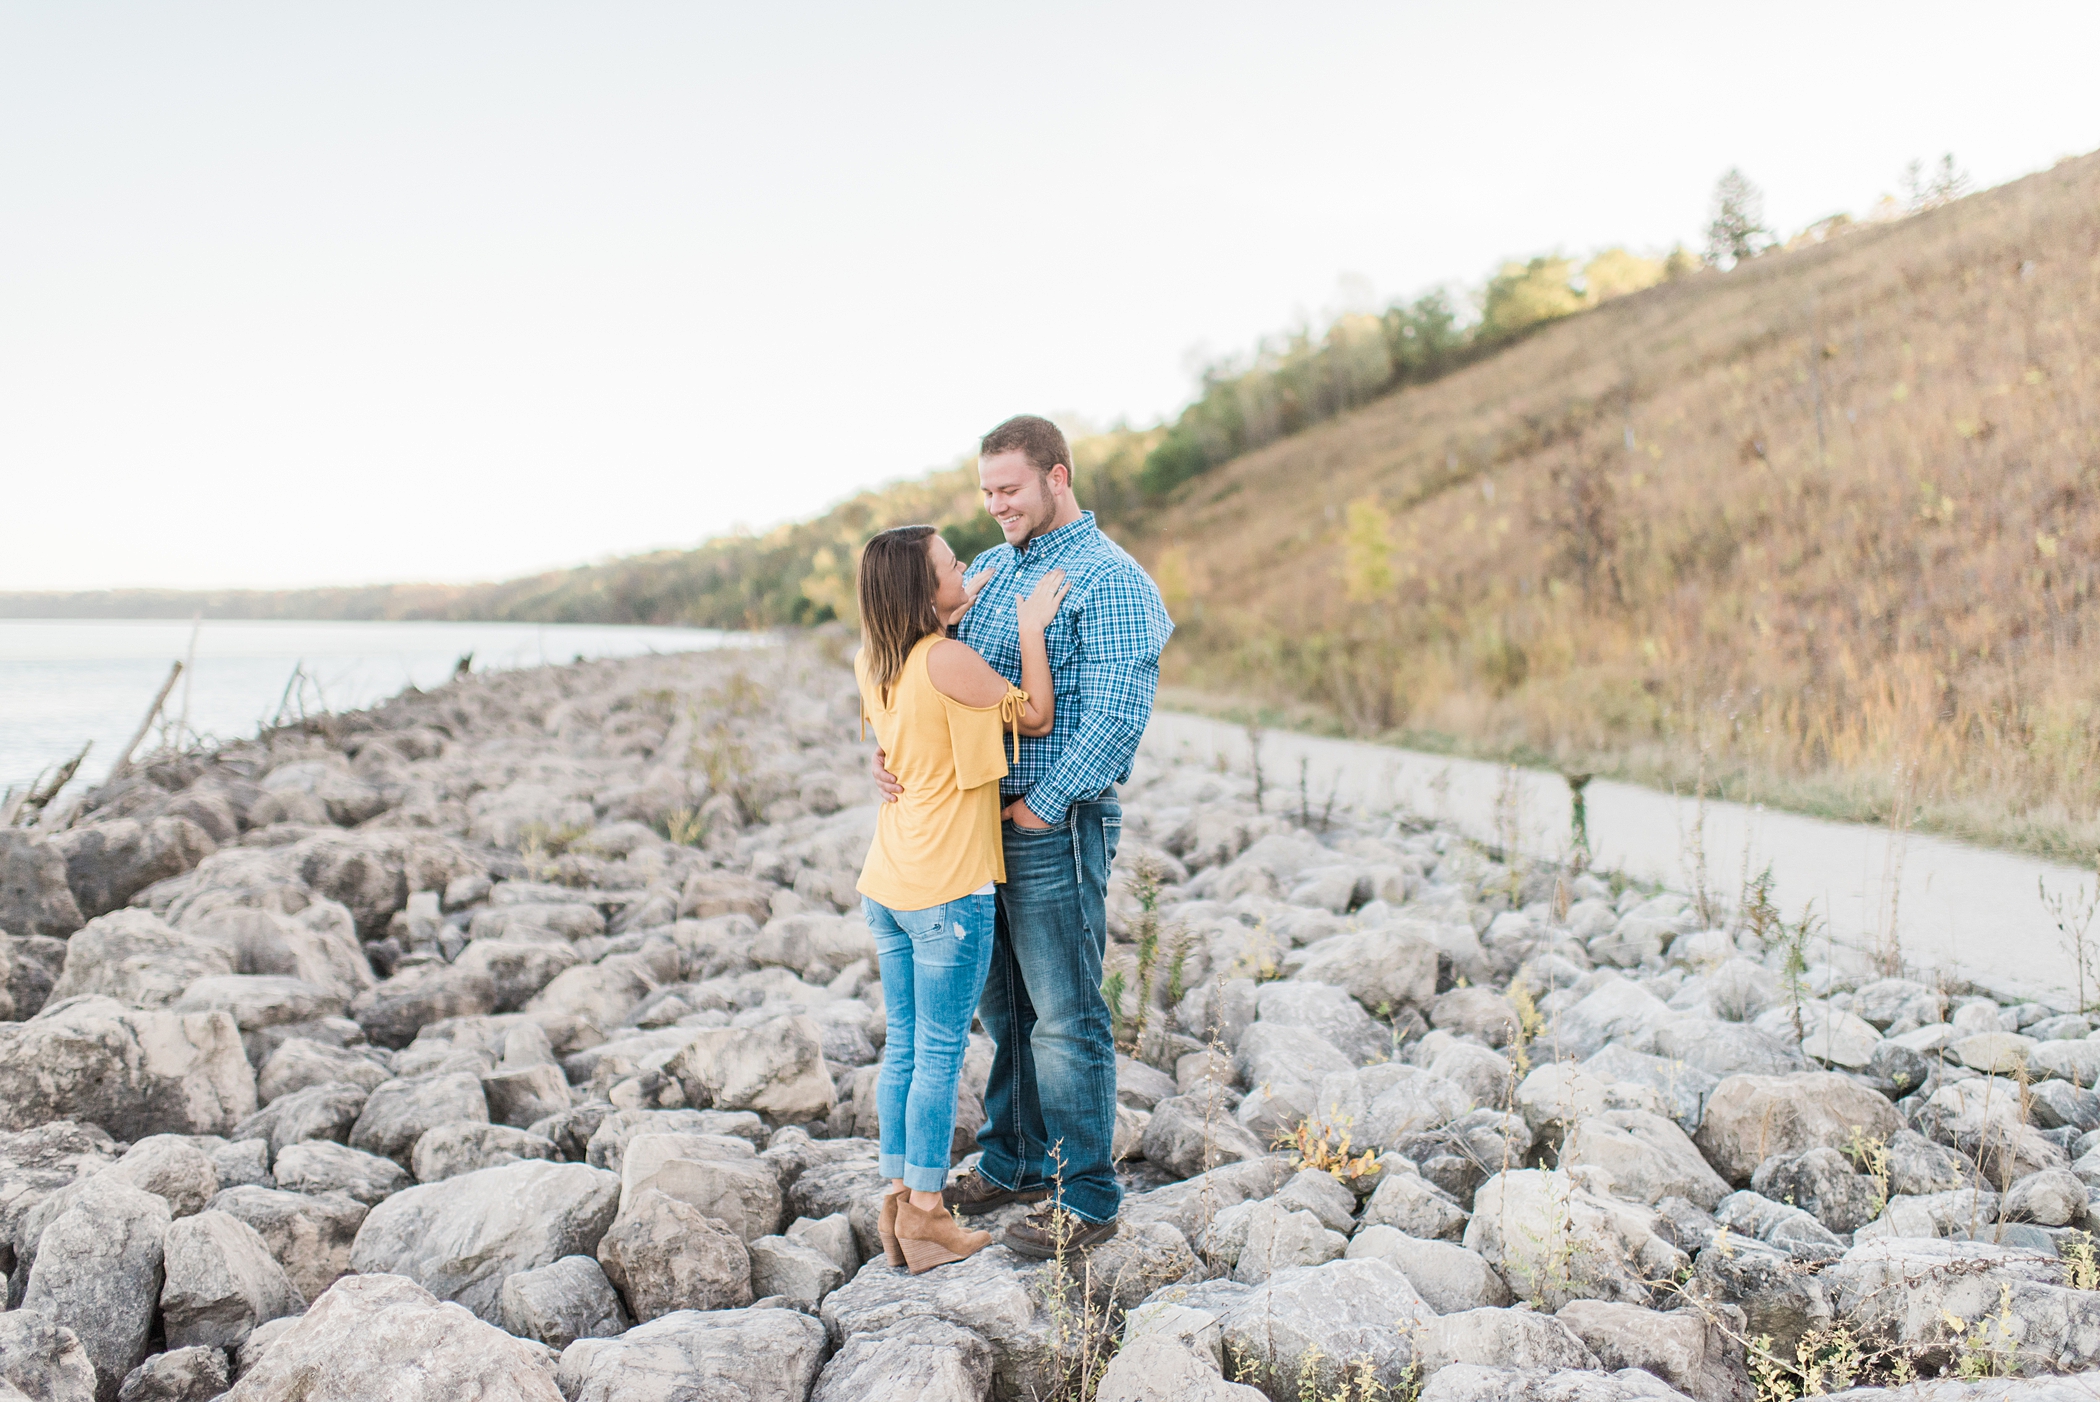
[1023,571,1173,825]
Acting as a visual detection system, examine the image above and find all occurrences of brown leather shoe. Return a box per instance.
[1000,1203,1119,1260]
[941,1169,1050,1217]
[895,1200,994,1274]
[876,1186,908,1268]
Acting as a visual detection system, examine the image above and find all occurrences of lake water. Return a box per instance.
[0,618,763,796]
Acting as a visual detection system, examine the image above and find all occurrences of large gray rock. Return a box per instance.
[204,1185,366,1304]
[1652,1017,1804,1078]
[1121,1158,1295,1243]
[1140,1092,1270,1179]
[555,1307,827,1402]
[1205,1200,1345,1282]
[1560,1110,1730,1209]
[1824,1236,2100,1370]
[1692,1071,1900,1184]
[0,1122,118,1275]
[482,1063,574,1128]
[1314,1064,1473,1152]
[0,1312,97,1402]
[596,1187,753,1320]
[350,964,497,1050]
[160,1210,306,1349]
[452,939,582,1014]
[270,1139,408,1205]
[664,1016,838,1122]
[1218,1258,1433,1402]
[102,1135,221,1218]
[348,1159,620,1322]
[0,829,84,937]
[3,931,68,1019]
[1581,1046,1717,1133]
[1691,1235,1832,1359]
[115,1346,229,1402]
[411,1122,559,1181]
[1550,977,1675,1060]
[498,1254,632,1351]
[1357,1165,1469,1240]
[219,1272,562,1400]
[54,817,218,920]
[1254,982,1388,1066]
[749,1233,846,1309]
[174,975,346,1038]
[21,1176,172,1400]
[1749,1146,1882,1232]
[49,911,235,1008]
[1917,1076,2071,1187]
[1094,1334,1266,1402]
[1418,1306,1598,1372]
[821,1248,1063,1400]
[0,996,257,1139]
[177,900,375,1006]
[618,1142,782,1243]
[348,1072,489,1166]
[1284,927,1439,1012]
[810,1317,996,1402]
[1418,1365,1694,1402]
[1344,1226,1511,1313]
[229,1081,368,1159]
[1556,1299,1754,1402]
[1465,1169,1686,1311]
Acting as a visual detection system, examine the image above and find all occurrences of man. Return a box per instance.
[872,413,1172,1257]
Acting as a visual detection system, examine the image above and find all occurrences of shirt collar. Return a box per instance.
[1016,510,1096,559]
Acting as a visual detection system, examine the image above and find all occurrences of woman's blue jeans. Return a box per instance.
[864,891,998,1192]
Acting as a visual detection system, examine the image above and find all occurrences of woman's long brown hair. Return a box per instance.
[858,525,942,705]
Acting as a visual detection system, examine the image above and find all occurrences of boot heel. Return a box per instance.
[877,1187,908,1268]
[897,1201,992,1275]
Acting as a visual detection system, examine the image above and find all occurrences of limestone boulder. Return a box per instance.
[347,1160,621,1322]
[255,1038,391,1103]
[230,1081,368,1159]
[1218,1258,1434,1402]
[271,1140,408,1205]
[0,1312,97,1402]
[1343,1226,1511,1313]
[1464,1169,1687,1311]
[0,829,85,938]
[555,1306,826,1402]
[348,1072,488,1166]
[48,911,234,1008]
[1283,927,1438,1012]
[1418,1306,1598,1373]
[809,1317,997,1402]
[1692,1071,1900,1184]
[20,1176,172,1399]
[159,1210,305,1350]
[410,1122,559,1181]
[1418,1364,1695,1402]
[1556,1299,1754,1402]
[595,1187,753,1320]
[114,1346,229,1402]
[218,1272,562,1401]
[1560,1110,1730,1209]
[664,1016,838,1122]
[205,1185,367,1304]
[350,964,497,1049]
[51,817,217,921]
[821,1247,1064,1400]
[497,1254,632,1351]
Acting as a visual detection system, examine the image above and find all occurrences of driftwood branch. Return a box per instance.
[108,661,183,782]
[8,741,92,826]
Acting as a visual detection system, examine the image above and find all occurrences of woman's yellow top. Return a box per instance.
[855,634,1028,912]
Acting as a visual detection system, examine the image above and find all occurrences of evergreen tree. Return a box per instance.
[1704,168,1772,268]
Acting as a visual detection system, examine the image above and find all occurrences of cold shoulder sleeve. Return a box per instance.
[946,684,1027,792]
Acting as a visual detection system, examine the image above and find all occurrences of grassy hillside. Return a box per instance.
[1138,151,2100,860]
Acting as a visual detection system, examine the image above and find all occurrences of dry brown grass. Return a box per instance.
[1126,151,2100,860]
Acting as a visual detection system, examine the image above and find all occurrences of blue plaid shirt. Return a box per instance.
[956,511,1174,825]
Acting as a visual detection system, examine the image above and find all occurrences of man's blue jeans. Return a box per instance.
[865,892,998,1193]
[974,795,1123,1223]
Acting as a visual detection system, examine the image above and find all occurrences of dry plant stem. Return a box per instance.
[109,659,184,782]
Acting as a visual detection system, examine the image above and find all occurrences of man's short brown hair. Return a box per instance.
[980,414,1070,479]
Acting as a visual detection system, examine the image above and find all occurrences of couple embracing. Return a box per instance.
[852,414,1173,1274]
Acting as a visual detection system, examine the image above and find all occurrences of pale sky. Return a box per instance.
[4,2,2096,593]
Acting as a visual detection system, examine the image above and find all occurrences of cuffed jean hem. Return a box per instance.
[877,1154,952,1193]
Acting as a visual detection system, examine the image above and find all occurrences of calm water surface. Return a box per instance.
[0,618,762,794]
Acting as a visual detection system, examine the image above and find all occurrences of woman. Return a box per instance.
[854,524,1064,1273]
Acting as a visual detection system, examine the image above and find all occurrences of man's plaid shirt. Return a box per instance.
[955,511,1174,825]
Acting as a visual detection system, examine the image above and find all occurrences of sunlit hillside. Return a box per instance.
[1132,151,2100,859]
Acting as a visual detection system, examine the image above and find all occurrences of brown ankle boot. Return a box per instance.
[877,1187,908,1268]
[895,1199,993,1274]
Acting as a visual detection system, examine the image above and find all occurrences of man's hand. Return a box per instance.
[1003,798,1050,829]
[872,747,901,803]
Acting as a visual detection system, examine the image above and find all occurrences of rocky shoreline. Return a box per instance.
[4,639,2100,1401]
